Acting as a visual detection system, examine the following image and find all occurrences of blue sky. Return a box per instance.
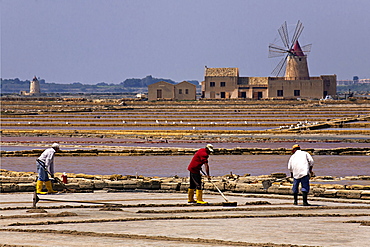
[1,0,369,84]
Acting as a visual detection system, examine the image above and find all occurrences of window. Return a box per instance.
[185,89,189,94]
[210,81,215,87]
[156,89,162,98]
[220,82,226,87]
[179,89,182,94]
[294,90,300,96]
[277,90,283,96]
[220,92,226,98]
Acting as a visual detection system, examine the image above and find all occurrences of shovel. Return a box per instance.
[201,170,237,207]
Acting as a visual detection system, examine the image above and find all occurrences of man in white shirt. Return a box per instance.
[288,144,314,206]
[36,143,60,194]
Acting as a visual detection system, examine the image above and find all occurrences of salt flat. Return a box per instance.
[1,191,369,247]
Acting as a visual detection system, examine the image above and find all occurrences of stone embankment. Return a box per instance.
[1,147,370,157]
[1,169,369,200]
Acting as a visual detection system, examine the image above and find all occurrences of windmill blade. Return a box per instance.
[301,43,312,54]
[269,43,288,52]
[271,55,288,77]
[278,21,290,48]
[269,43,289,58]
[290,20,304,48]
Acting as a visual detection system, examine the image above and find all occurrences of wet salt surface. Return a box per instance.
[1,126,275,131]
[1,155,369,180]
[1,142,370,152]
[1,120,297,125]
[1,136,370,151]
[330,128,370,130]
[11,111,368,116]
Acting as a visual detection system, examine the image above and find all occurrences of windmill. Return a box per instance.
[269,20,312,80]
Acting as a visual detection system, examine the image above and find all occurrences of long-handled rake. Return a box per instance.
[201,170,237,207]
[32,174,121,208]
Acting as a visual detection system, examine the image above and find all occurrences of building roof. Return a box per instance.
[148,80,175,88]
[205,68,239,77]
[176,81,196,87]
[291,40,305,56]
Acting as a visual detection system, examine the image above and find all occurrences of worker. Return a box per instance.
[187,144,213,204]
[36,143,60,194]
[288,144,314,206]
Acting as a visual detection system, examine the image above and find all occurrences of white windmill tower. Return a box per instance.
[29,76,41,95]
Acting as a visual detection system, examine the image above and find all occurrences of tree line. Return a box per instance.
[0,75,199,94]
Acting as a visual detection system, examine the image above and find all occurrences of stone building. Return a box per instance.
[175,81,197,101]
[148,81,196,101]
[202,68,336,100]
[20,76,41,96]
[202,38,337,100]
[29,76,41,95]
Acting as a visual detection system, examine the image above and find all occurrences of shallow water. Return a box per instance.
[1,136,370,151]
[2,155,369,179]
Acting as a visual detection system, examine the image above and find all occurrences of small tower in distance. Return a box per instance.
[29,76,41,95]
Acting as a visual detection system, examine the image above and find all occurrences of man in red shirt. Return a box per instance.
[187,144,213,204]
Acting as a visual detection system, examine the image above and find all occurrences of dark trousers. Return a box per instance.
[292,175,310,194]
[189,172,202,190]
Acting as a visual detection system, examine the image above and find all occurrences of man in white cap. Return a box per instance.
[36,143,60,194]
[288,144,314,206]
[187,144,214,204]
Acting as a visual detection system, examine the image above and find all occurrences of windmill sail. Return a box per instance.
[269,20,311,79]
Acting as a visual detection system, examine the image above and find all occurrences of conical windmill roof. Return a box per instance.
[292,40,305,56]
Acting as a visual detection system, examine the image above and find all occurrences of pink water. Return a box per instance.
[1,155,369,179]
[2,136,370,151]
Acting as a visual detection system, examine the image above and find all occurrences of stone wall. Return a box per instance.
[1,169,369,200]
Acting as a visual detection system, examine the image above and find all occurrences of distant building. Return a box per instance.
[202,24,337,100]
[148,81,196,101]
[30,76,41,95]
[359,79,370,84]
[337,78,370,85]
[202,67,336,100]
[337,80,354,86]
[20,76,41,96]
[175,81,197,101]
[136,93,147,100]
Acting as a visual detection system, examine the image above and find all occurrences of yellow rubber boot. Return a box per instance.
[196,190,208,204]
[188,189,196,203]
[45,180,57,193]
[36,180,47,194]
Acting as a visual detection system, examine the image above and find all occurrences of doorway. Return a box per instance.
[253,92,262,100]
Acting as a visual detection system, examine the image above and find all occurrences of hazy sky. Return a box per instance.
[1,0,369,84]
